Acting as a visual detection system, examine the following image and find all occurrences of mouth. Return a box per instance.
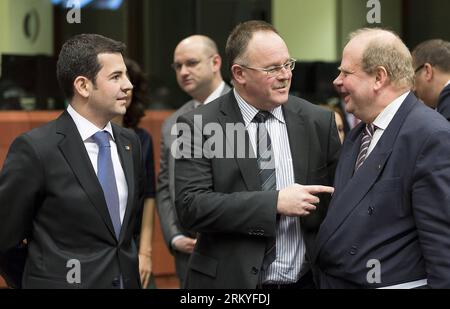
[273,81,290,92]
[340,91,350,103]
[182,79,194,86]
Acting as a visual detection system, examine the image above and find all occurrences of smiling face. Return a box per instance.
[234,31,292,111]
[88,53,133,125]
[333,38,376,122]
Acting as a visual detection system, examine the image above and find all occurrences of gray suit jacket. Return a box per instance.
[156,84,230,282]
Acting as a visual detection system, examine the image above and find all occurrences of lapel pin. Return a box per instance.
[125,146,131,151]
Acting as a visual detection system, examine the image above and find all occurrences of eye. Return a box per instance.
[266,66,279,74]
[185,60,200,67]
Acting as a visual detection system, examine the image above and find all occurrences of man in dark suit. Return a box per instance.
[0,34,144,288]
[156,35,230,287]
[314,28,450,289]
[174,21,340,289]
[412,39,450,121]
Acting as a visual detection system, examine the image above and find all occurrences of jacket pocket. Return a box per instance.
[189,251,218,278]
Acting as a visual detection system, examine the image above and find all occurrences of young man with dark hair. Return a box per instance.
[0,34,144,289]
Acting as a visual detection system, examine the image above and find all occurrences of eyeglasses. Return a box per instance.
[237,58,296,77]
[414,64,425,74]
[414,63,433,74]
[171,55,214,71]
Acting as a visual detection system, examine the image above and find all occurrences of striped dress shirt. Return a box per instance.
[234,89,305,284]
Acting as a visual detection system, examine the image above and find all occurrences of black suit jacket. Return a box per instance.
[0,111,144,288]
[314,93,450,288]
[174,91,341,288]
[437,83,450,121]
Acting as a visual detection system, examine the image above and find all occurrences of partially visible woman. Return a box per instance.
[319,103,346,144]
[113,58,156,289]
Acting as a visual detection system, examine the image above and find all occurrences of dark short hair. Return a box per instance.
[225,20,278,75]
[412,39,450,73]
[56,34,126,100]
[123,58,148,128]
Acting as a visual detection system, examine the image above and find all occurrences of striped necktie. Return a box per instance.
[355,123,376,172]
[253,111,277,270]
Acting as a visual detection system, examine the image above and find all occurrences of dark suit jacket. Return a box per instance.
[156,84,230,285]
[174,91,341,288]
[314,93,450,289]
[437,83,450,121]
[0,111,144,289]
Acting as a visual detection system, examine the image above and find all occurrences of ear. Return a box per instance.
[373,66,389,91]
[423,63,434,81]
[73,76,91,99]
[231,64,245,85]
[211,54,222,73]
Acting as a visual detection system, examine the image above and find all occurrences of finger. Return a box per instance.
[303,193,320,204]
[142,275,149,289]
[302,203,317,211]
[303,185,334,194]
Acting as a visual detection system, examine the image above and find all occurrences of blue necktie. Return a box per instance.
[92,131,121,239]
[253,111,277,270]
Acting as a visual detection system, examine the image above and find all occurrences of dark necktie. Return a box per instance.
[92,131,121,239]
[355,123,376,172]
[253,111,277,270]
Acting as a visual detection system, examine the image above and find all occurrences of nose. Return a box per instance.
[123,76,133,92]
[333,73,343,87]
[179,64,190,76]
[278,65,292,79]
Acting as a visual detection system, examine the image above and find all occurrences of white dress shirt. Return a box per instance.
[193,81,226,108]
[366,91,410,158]
[67,105,128,223]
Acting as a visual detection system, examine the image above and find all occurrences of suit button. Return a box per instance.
[251,267,259,275]
[349,246,357,255]
[112,278,121,287]
[368,206,374,215]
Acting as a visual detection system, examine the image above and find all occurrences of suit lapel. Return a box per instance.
[217,92,261,191]
[335,123,365,192]
[282,101,309,184]
[56,111,116,239]
[314,93,418,261]
[112,125,135,241]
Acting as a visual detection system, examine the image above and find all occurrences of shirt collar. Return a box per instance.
[194,81,226,108]
[233,88,285,128]
[372,91,410,131]
[445,80,450,87]
[67,105,115,142]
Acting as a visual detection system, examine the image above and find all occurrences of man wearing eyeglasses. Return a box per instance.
[156,35,230,287]
[174,20,340,289]
[412,39,450,121]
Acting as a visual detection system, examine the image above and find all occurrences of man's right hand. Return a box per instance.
[277,184,334,217]
[173,236,197,254]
